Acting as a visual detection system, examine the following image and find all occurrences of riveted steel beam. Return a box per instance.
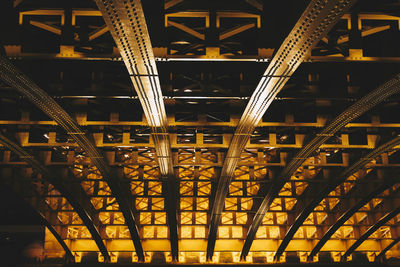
[241,72,400,260]
[205,0,357,260]
[0,178,74,262]
[310,171,400,260]
[0,133,110,261]
[0,55,144,261]
[276,132,400,260]
[94,0,178,260]
[342,205,400,260]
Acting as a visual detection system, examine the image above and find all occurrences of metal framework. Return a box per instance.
[207,0,356,260]
[309,170,398,259]
[342,196,400,260]
[94,0,178,260]
[0,181,74,262]
[269,76,400,260]
[0,55,144,261]
[1,0,400,264]
[0,133,110,260]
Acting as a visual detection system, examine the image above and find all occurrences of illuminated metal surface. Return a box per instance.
[308,170,398,259]
[0,181,74,262]
[271,78,400,260]
[94,0,178,260]
[342,200,400,259]
[0,133,110,261]
[207,0,356,260]
[0,55,144,261]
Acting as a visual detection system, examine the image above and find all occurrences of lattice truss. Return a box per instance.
[0,129,400,262]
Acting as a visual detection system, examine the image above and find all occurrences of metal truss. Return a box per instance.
[275,132,400,261]
[308,170,398,260]
[342,192,400,260]
[94,0,178,260]
[0,55,144,261]
[206,0,356,260]
[376,238,400,261]
[0,181,74,262]
[241,73,400,259]
[0,133,110,261]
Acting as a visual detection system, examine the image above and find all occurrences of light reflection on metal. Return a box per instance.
[206,0,357,260]
[0,55,144,261]
[311,177,400,260]
[0,133,110,261]
[342,205,400,260]
[94,0,178,260]
[272,78,400,259]
[0,182,74,262]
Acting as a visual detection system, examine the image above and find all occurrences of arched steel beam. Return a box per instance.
[376,238,400,260]
[342,206,400,260]
[206,0,357,260]
[241,72,400,260]
[0,133,109,261]
[310,173,400,259]
[0,55,144,261]
[94,0,178,260]
[276,133,400,260]
[0,177,74,262]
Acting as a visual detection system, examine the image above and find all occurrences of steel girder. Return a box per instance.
[0,55,144,261]
[0,177,74,262]
[0,133,109,261]
[309,172,398,259]
[275,132,400,260]
[342,199,400,260]
[241,72,400,259]
[376,238,400,260]
[206,0,357,260]
[94,0,178,260]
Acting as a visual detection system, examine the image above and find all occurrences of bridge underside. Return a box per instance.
[0,0,400,264]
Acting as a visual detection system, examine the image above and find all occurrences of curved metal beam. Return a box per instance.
[376,238,400,260]
[343,206,400,259]
[207,0,357,260]
[276,134,400,259]
[0,178,74,262]
[309,170,400,258]
[242,71,400,260]
[0,55,144,261]
[0,133,109,261]
[94,0,178,260]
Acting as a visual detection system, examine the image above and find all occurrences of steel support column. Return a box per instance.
[0,55,144,261]
[276,132,400,260]
[94,0,178,260]
[207,0,357,260]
